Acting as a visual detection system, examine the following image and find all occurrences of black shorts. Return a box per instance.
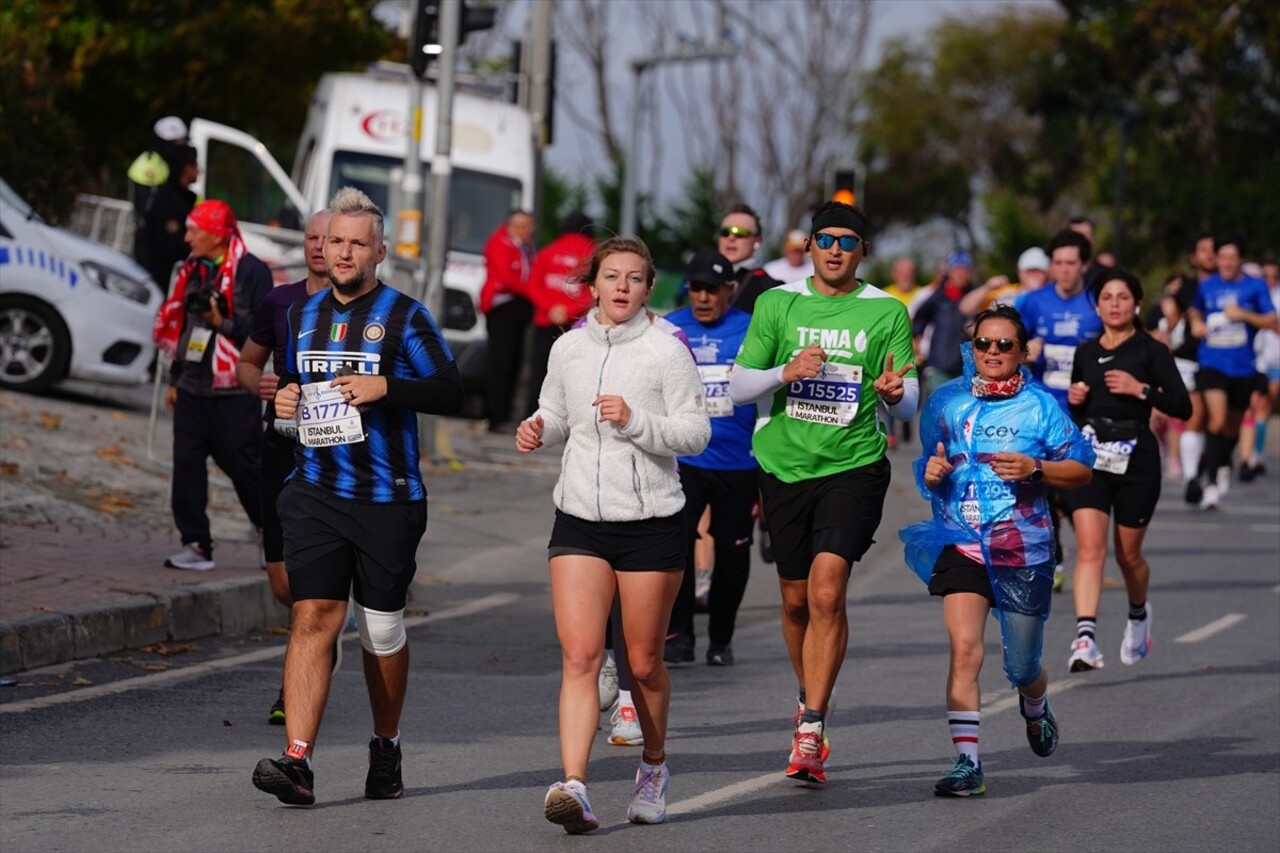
[260,427,296,564]
[928,546,996,605]
[759,457,891,581]
[1060,451,1162,529]
[548,510,685,572]
[278,481,427,611]
[678,465,759,545]
[1196,366,1261,412]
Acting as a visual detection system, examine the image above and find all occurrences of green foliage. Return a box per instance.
[983,189,1050,277]
[0,2,89,221]
[1045,0,1280,265]
[855,9,1063,247]
[0,0,399,222]
[537,167,590,246]
[854,0,1277,278]
[645,169,722,270]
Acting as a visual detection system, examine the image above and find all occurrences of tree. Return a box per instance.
[854,8,1066,256]
[0,3,86,220]
[1042,0,1280,266]
[551,0,873,246]
[0,0,399,221]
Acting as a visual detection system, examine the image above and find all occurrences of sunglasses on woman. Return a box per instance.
[973,337,1018,353]
[812,233,863,252]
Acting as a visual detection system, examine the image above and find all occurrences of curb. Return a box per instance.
[0,576,288,675]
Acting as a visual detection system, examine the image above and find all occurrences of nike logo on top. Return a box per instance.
[1098,355,1115,363]
[298,329,316,340]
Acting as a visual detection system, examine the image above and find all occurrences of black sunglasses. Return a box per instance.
[973,337,1018,353]
[688,280,727,293]
[812,232,863,252]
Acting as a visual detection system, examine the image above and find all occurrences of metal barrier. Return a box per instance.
[69,194,136,254]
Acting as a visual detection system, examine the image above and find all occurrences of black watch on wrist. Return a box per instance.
[1027,459,1044,482]
[1140,383,1151,401]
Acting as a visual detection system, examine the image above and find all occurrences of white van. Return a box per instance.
[187,63,535,389]
[0,177,159,392]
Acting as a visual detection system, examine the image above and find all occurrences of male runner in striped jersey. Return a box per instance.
[252,187,463,806]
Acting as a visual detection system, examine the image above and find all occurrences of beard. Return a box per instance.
[329,267,370,296]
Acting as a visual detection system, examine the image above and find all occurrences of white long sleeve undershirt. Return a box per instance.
[728,365,920,420]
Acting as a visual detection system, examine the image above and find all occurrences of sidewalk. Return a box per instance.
[0,385,557,674]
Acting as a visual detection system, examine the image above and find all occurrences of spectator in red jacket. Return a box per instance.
[524,210,597,419]
[480,209,536,432]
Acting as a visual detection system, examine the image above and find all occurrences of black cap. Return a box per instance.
[686,249,735,287]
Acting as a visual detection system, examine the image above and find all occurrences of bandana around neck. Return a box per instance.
[971,371,1024,399]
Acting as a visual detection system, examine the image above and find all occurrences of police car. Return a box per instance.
[0,177,160,392]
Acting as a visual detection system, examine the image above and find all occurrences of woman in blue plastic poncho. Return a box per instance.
[900,304,1094,798]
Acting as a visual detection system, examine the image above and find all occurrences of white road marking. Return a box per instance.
[0,593,519,714]
[1174,613,1247,644]
[669,676,1087,818]
[1249,523,1280,534]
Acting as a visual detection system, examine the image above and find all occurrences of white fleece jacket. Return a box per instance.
[533,309,711,522]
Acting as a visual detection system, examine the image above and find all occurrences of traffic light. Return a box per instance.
[828,166,857,205]
[410,1,497,78]
[460,1,497,44]
[409,0,441,78]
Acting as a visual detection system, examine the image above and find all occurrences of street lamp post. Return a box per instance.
[620,42,736,238]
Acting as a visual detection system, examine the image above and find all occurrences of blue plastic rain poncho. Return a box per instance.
[899,346,1094,623]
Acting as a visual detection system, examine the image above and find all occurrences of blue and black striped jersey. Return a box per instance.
[282,283,456,502]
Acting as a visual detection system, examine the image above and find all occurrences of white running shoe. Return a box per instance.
[164,543,215,571]
[1068,635,1105,672]
[626,761,669,824]
[598,655,619,711]
[694,567,712,607]
[1199,483,1221,510]
[544,780,599,834]
[1216,466,1231,496]
[1120,602,1153,665]
[609,699,643,745]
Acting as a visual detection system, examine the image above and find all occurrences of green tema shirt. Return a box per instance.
[735,278,916,482]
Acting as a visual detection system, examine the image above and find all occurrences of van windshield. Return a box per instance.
[330,151,521,256]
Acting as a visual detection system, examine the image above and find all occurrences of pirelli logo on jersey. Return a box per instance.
[297,350,382,375]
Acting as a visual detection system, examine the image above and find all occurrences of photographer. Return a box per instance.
[152,199,272,571]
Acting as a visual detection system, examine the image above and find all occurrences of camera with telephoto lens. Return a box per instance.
[186,287,228,317]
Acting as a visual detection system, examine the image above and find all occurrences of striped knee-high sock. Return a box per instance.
[947,711,981,765]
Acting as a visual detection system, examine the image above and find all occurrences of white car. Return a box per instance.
[0,177,159,392]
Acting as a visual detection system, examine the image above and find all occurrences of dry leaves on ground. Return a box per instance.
[138,642,198,656]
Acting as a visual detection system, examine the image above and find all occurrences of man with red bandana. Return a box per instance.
[153,199,272,571]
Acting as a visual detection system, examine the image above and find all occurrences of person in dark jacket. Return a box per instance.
[135,143,199,296]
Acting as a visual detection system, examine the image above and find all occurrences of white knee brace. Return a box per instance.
[353,604,407,656]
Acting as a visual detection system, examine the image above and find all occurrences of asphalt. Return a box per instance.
[0,406,562,675]
[2,384,1277,676]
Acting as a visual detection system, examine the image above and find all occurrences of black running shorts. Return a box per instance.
[548,510,685,572]
[759,457,891,581]
[928,545,996,605]
[1196,366,1261,412]
[279,481,427,611]
[259,427,296,564]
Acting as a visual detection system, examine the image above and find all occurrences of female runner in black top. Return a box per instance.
[1062,269,1191,672]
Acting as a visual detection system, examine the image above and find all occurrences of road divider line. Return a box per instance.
[667,771,779,817]
[0,592,519,714]
[669,675,1088,819]
[1175,613,1246,644]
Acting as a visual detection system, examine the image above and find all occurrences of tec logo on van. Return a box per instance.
[361,110,405,142]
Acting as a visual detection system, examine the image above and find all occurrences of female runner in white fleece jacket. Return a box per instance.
[517,236,710,834]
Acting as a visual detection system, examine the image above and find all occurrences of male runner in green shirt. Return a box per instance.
[728,200,917,784]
